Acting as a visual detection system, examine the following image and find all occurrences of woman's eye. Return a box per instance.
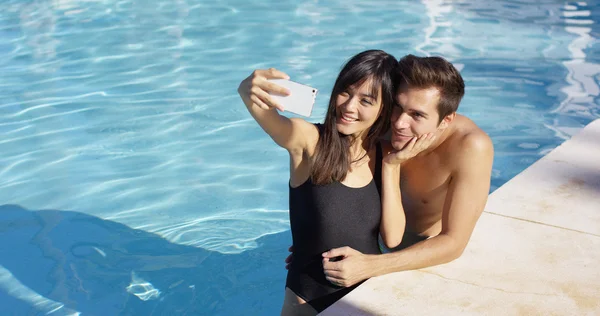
[361,98,373,105]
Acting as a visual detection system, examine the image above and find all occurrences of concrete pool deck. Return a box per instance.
[322,119,600,316]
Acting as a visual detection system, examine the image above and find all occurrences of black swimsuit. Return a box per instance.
[286,134,383,312]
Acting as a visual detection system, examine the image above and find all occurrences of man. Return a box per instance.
[289,54,494,288]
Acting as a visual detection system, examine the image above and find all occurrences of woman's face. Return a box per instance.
[335,77,383,139]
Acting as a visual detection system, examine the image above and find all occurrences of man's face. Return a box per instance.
[390,87,442,150]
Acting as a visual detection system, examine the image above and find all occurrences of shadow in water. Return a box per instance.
[0,204,291,315]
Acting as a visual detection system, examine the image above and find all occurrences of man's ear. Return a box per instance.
[439,112,456,129]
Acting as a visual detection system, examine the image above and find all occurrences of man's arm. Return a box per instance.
[376,132,494,272]
[323,132,494,286]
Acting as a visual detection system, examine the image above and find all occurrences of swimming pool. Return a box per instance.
[1,0,599,315]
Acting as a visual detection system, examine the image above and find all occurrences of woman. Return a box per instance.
[238,50,406,315]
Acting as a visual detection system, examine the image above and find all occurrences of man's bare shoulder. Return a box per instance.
[448,115,494,168]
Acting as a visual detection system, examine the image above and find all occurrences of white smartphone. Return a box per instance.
[267,79,318,117]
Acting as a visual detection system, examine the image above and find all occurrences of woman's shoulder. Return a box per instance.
[291,118,319,137]
[289,118,320,152]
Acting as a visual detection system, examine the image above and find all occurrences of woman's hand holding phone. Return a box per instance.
[238,68,318,117]
[238,68,291,112]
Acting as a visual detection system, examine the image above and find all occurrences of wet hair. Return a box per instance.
[311,50,397,185]
[395,54,465,123]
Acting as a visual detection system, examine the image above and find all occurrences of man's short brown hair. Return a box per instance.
[395,55,465,123]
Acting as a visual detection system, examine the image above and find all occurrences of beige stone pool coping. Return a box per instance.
[322,119,600,316]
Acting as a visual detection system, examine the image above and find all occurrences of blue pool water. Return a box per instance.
[1,0,599,315]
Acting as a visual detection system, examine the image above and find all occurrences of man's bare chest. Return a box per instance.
[400,159,452,218]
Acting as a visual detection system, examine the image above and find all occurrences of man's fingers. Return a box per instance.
[285,245,294,269]
[323,268,342,279]
[325,275,347,287]
[322,259,342,271]
[322,247,348,258]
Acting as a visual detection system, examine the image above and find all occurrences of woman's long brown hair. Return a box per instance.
[311,50,397,185]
